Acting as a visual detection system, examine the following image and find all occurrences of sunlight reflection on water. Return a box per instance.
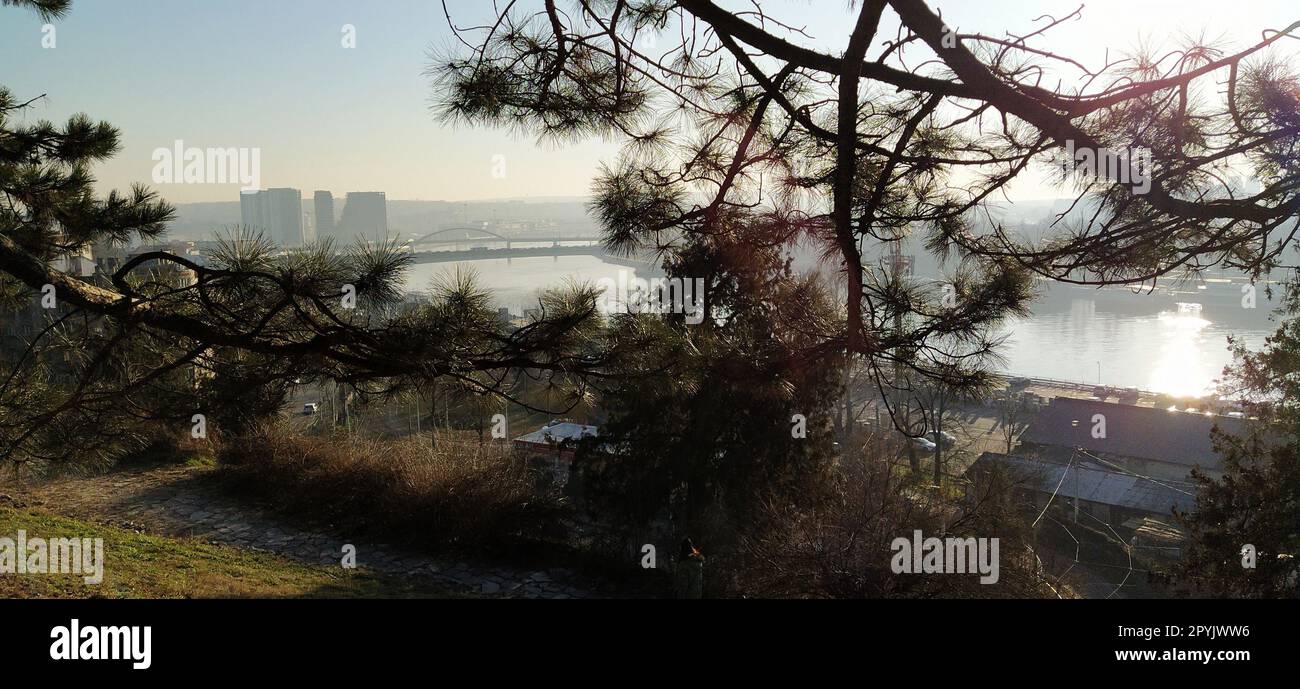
[1147,306,1215,397]
[1000,299,1266,397]
[407,258,1272,398]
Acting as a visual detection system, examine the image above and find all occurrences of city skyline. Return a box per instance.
[239,187,391,246]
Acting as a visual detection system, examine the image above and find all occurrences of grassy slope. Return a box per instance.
[0,508,461,599]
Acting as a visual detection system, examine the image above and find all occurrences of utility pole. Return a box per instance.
[1074,450,1080,523]
[1071,419,1081,523]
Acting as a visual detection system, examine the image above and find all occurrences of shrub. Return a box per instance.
[216,425,561,553]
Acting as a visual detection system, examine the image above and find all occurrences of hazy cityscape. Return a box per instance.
[1,0,1298,673]
[137,190,1281,398]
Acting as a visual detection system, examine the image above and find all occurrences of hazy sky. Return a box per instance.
[1,0,1295,204]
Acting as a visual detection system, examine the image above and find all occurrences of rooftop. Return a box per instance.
[969,452,1197,516]
[1020,397,1238,469]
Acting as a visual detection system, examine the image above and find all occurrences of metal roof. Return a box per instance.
[970,452,1197,516]
[1020,397,1235,470]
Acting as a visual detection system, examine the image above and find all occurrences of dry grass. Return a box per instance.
[215,425,561,553]
[731,442,1056,598]
[0,507,460,598]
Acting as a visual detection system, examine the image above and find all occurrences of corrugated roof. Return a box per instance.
[970,452,1197,515]
[1020,397,1235,470]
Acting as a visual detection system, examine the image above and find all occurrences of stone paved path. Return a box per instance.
[0,466,608,599]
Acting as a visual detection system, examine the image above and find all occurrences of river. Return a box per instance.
[403,255,1277,398]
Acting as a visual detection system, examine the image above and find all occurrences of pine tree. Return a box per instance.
[1173,284,1300,597]
[0,0,613,468]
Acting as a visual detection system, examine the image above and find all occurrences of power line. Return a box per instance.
[1075,447,1197,497]
[1035,471,1148,598]
[1045,514,1080,585]
[1031,447,1077,528]
[1077,508,1135,599]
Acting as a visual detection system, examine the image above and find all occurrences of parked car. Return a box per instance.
[302,403,319,415]
[924,431,957,448]
[911,437,938,452]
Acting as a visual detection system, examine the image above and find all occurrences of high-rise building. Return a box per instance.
[239,188,304,247]
[338,192,388,244]
[313,191,336,242]
[239,190,266,233]
[303,209,315,243]
[265,188,304,247]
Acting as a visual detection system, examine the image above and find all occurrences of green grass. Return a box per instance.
[0,508,463,599]
[182,455,216,469]
[886,455,970,501]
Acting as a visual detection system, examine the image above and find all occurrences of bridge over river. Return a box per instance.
[399,226,601,249]
[405,242,663,276]
[408,244,604,263]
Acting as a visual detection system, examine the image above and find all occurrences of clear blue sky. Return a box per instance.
[1,0,1295,203]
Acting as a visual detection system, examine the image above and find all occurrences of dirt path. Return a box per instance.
[0,466,609,599]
